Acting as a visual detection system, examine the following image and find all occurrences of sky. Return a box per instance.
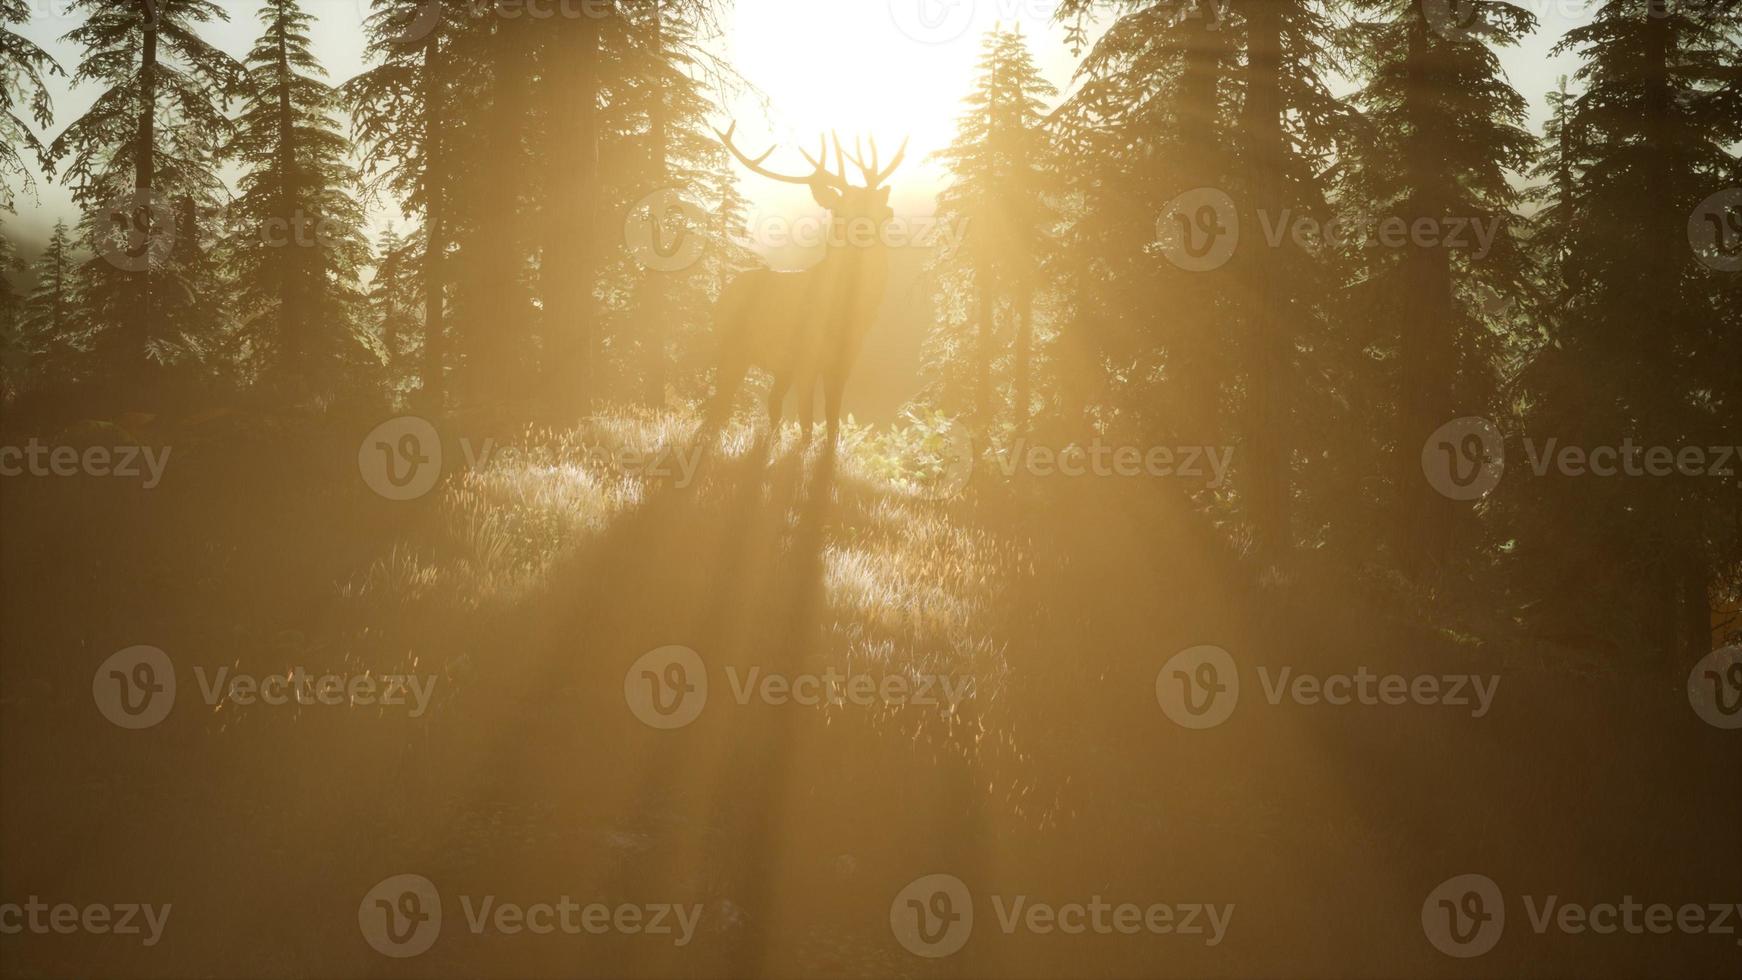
[8,0,1595,249]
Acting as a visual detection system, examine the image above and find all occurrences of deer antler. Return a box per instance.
[715,122,849,190]
[834,132,910,188]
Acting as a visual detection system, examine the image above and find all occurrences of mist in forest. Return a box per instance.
[1,0,1738,977]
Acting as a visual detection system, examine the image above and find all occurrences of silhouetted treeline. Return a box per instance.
[0,0,1737,657]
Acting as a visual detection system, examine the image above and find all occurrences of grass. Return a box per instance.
[1,407,1736,978]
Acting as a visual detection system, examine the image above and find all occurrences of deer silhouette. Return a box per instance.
[701,124,907,445]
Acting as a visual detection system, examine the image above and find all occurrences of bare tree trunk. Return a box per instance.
[1395,14,1458,574]
[976,276,995,430]
[642,0,668,409]
[1238,0,1292,557]
[420,33,446,413]
[1013,289,1032,443]
[542,11,602,416]
[274,9,301,385]
[130,0,158,399]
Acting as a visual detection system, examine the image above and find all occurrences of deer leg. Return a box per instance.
[766,373,790,439]
[824,375,845,447]
[798,373,820,443]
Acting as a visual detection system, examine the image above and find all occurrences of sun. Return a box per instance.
[721,0,1071,223]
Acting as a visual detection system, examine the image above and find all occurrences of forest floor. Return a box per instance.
[1,409,1737,979]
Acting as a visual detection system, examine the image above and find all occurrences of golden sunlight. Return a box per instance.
[1,1,1736,978]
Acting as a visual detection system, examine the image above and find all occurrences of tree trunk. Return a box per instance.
[130,0,158,398]
[642,0,668,409]
[421,33,446,413]
[542,11,602,416]
[976,275,995,430]
[1013,289,1032,444]
[1395,11,1458,574]
[274,8,301,384]
[1237,0,1292,557]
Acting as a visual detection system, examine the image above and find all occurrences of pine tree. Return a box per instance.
[1526,75,1584,292]
[611,0,743,408]
[1,0,63,212]
[347,0,465,412]
[444,8,538,404]
[50,0,244,400]
[1518,0,1742,658]
[537,1,610,414]
[1232,0,1352,558]
[1054,0,1241,450]
[0,222,24,398]
[227,0,371,401]
[16,220,86,391]
[1343,0,1537,572]
[932,26,1058,440]
[367,225,424,404]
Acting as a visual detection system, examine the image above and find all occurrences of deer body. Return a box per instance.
[702,127,905,443]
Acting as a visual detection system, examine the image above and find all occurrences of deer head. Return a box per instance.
[715,123,908,243]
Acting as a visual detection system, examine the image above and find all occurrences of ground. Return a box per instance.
[0,409,1736,978]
